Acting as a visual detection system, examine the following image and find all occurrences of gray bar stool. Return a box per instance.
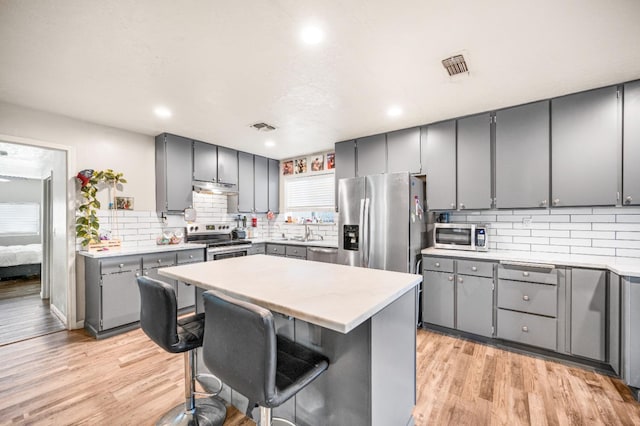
[137,276,226,426]
[201,290,329,426]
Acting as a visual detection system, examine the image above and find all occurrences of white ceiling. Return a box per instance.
[0,142,55,179]
[1,1,640,160]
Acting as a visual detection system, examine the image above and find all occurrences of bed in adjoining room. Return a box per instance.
[0,244,42,280]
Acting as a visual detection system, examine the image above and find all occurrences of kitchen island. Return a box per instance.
[159,254,422,426]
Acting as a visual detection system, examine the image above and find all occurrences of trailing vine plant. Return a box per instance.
[76,169,127,246]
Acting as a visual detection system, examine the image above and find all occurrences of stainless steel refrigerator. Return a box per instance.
[337,172,425,273]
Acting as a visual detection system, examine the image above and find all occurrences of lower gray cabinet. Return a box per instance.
[422,270,454,328]
[266,244,286,257]
[176,249,204,309]
[100,257,142,330]
[247,243,266,255]
[570,268,607,362]
[265,243,306,259]
[456,274,493,337]
[622,276,640,390]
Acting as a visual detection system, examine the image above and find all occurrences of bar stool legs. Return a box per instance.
[156,349,226,426]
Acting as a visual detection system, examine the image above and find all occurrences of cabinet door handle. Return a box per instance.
[521,326,529,332]
[135,272,140,277]
[459,203,465,210]
[626,196,633,204]
[552,198,560,206]
[523,271,530,277]
[448,275,454,281]
[435,262,440,267]
[450,203,456,209]
[458,277,464,283]
[471,266,478,272]
[523,295,530,301]
[144,271,149,276]
[540,199,548,207]
[189,255,194,259]
[119,263,124,268]
[157,259,162,264]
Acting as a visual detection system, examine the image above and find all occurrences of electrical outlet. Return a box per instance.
[522,217,532,228]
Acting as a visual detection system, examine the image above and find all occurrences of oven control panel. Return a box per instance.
[186,222,232,235]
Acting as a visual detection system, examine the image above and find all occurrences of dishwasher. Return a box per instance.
[306,246,338,264]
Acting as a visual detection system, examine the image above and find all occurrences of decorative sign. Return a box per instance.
[326,152,335,170]
[295,158,307,174]
[283,160,294,175]
[311,155,324,172]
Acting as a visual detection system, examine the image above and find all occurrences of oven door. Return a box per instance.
[207,244,251,261]
[210,250,247,261]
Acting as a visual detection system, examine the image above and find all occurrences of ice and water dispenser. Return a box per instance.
[343,224,359,251]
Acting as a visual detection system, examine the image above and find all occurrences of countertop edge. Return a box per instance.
[421,247,640,277]
[78,243,207,258]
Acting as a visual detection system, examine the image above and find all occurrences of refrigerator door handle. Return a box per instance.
[364,197,371,268]
[359,198,366,267]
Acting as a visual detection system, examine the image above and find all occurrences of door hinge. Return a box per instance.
[99,319,103,328]
[492,283,495,291]
[617,191,621,201]
[491,326,495,334]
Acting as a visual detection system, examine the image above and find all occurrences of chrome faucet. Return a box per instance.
[304,224,323,241]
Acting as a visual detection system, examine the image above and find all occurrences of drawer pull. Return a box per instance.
[458,277,464,283]
[521,326,529,332]
[189,255,194,259]
[471,266,478,272]
[119,263,124,268]
[157,259,162,264]
[448,275,454,281]
[523,295,530,301]
[144,271,149,276]
[523,272,530,277]
[435,262,440,267]
[135,272,140,277]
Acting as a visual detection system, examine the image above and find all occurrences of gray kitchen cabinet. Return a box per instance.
[247,243,266,255]
[268,158,280,213]
[610,272,621,375]
[456,266,494,337]
[457,113,492,210]
[495,101,550,209]
[193,140,217,182]
[570,268,607,361]
[266,243,286,257]
[422,121,456,210]
[285,245,306,260]
[624,81,640,206]
[100,257,142,330]
[334,140,356,210]
[217,146,238,186]
[254,155,269,213]
[551,86,619,207]
[622,276,640,394]
[422,270,455,328]
[156,133,193,212]
[356,134,386,177]
[237,152,254,213]
[142,253,178,302]
[387,127,421,174]
[175,249,204,310]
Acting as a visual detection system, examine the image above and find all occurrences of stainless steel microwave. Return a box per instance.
[433,223,489,251]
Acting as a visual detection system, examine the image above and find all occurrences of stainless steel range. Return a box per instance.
[185,222,252,261]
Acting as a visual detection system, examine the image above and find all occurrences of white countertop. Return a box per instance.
[159,254,421,334]
[421,247,640,277]
[249,238,338,249]
[78,243,206,258]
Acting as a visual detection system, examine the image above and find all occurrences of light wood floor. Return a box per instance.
[0,327,638,425]
[0,277,65,347]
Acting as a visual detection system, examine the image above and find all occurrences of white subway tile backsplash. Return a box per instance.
[513,222,550,230]
[549,223,592,231]
[549,238,591,247]
[616,248,640,258]
[617,232,640,240]
[497,243,531,251]
[616,215,640,223]
[595,207,640,214]
[510,209,550,216]
[530,245,571,254]
[492,235,514,243]
[513,236,550,245]
[570,246,616,256]
[465,215,497,222]
[533,215,570,223]
[571,215,616,223]
[496,229,531,237]
[593,239,640,249]
[593,223,640,232]
[570,230,616,239]
[551,207,593,215]
[497,215,532,222]
[531,230,570,238]
[488,222,514,229]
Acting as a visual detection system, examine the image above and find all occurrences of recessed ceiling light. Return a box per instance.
[300,26,324,45]
[154,106,172,119]
[265,140,276,148]
[387,106,403,117]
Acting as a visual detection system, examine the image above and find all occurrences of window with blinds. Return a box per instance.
[284,173,335,211]
[0,203,40,235]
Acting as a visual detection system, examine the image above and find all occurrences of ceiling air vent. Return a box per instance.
[442,54,468,76]
[250,122,277,132]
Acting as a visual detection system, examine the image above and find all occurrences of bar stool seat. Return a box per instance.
[137,276,226,426]
[202,290,329,426]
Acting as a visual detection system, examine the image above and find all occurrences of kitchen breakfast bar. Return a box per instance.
[159,254,422,426]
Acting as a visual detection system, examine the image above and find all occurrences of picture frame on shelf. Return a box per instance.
[114,196,134,210]
[311,154,324,172]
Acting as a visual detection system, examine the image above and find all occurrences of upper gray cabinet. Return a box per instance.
[495,101,550,209]
[551,86,619,207]
[156,133,193,212]
[457,113,492,210]
[268,158,279,213]
[193,140,217,182]
[335,140,356,210]
[422,121,456,211]
[387,128,421,174]
[254,155,269,213]
[624,81,640,205]
[356,134,386,176]
[217,146,239,186]
[237,152,254,213]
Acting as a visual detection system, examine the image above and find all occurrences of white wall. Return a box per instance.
[0,101,156,211]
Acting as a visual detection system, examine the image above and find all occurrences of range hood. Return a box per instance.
[192,180,238,195]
